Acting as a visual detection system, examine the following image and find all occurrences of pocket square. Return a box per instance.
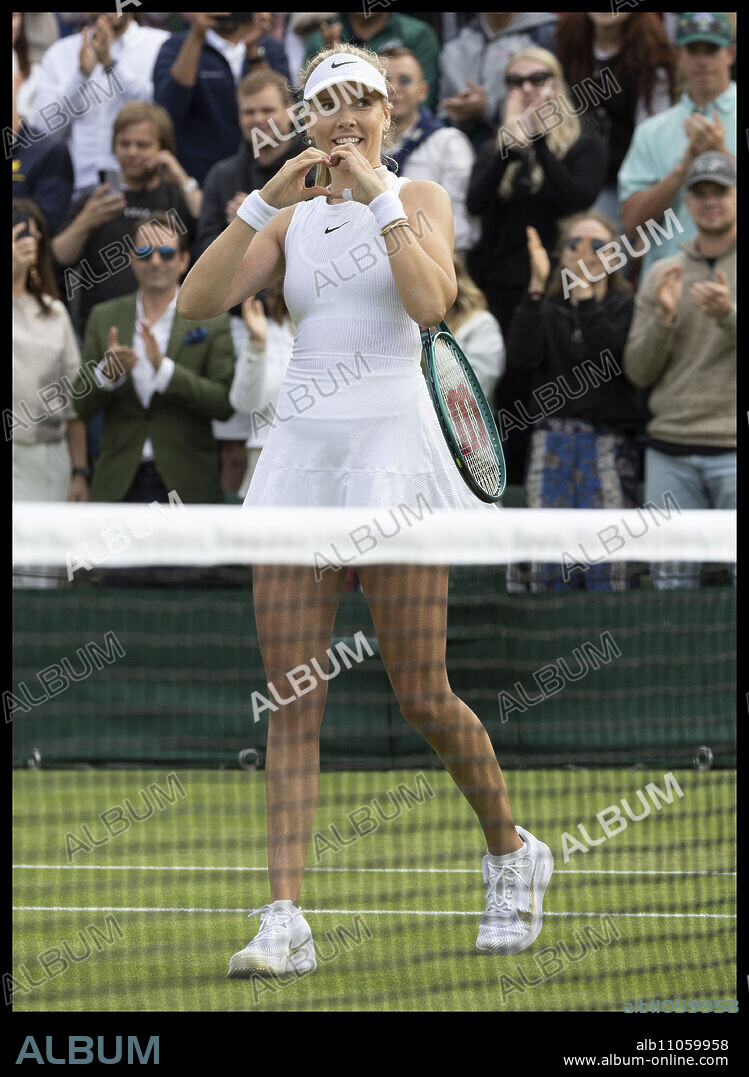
[183,327,208,344]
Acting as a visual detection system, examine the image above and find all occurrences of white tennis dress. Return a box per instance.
[243,165,497,512]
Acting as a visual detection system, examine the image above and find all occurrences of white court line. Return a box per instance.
[12,906,736,919]
[12,865,737,876]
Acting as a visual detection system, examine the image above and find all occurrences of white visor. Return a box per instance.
[303,53,388,102]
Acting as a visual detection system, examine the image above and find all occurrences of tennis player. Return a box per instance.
[178,45,553,976]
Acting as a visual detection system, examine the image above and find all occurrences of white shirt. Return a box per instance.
[389,122,480,253]
[283,23,306,89]
[94,289,177,462]
[13,293,82,445]
[205,28,247,84]
[13,58,42,124]
[212,315,256,442]
[226,315,295,449]
[32,21,170,195]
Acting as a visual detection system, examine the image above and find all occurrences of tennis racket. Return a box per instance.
[420,321,506,503]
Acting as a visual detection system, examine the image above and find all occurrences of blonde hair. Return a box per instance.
[446,252,487,332]
[297,43,396,189]
[498,47,581,200]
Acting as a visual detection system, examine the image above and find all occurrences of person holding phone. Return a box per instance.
[52,102,198,338]
[13,200,88,586]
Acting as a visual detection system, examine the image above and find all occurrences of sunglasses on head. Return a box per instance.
[505,71,553,89]
[566,236,608,253]
[133,245,178,261]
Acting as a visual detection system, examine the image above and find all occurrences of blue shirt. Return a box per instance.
[153,33,290,186]
[11,122,74,236]
[618,82,736,275]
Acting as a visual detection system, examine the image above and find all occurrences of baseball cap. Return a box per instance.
[303,53,388,102]
[677,12,734,48]
[684,151,736,190]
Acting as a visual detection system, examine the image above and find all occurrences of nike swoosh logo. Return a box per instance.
[289,935,312,956]
[324,223,349,234]
[517,865,536,926]
[331,60,356,68]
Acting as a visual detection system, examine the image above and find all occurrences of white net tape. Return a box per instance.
[13,503,736,568]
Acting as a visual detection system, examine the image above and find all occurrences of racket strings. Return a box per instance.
[433,339,502,496]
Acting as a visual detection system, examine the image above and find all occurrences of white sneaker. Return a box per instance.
[476,826,553,955]
[228,899,317,978]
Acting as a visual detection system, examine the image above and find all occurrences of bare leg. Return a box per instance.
[356,563,522,855]
[252,563,348,904]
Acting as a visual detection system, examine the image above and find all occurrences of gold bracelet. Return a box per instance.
[379,218,410,238]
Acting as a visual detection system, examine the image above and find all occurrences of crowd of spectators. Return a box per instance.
[12,11,736,591]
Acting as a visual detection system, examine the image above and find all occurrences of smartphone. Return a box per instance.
[98,169,122,191]
[12,209,31,238]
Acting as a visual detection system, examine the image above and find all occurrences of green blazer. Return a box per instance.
[74,293,235,503]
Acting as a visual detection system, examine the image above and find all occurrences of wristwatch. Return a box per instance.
[72,466,92,480]
[247,44,265,63]
[182,177,199,195]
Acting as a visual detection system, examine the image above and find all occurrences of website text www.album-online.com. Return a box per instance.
[563,1036,730,1066]
[562,1057,729,1067]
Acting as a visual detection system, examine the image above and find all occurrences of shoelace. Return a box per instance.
[247,903,296,935]
[485,858,532,917]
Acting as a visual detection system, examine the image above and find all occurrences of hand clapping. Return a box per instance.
[690,269,732,319]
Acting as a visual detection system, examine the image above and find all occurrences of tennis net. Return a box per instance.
[11,500,736,1012]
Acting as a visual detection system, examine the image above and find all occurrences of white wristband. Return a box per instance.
[368,190,407,231]
[237,190,280,231]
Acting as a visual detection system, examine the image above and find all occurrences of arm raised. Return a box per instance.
[177,146,330,321]
[177,215,286,321]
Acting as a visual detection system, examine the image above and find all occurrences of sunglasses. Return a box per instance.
[133,245,178,261]
[505,71,553,89]
[566,236,609,253]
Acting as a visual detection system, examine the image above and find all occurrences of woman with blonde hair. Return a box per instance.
[466,45,607,484]
[179,42,553,977]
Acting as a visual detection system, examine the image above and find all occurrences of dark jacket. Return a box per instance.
[153,33,290,185]
[466,133,607,294]
[506,290,647,433]
[194,134,308,259]
[577,53,647,187]
[73,293,235,503]
[11,121,74,236]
